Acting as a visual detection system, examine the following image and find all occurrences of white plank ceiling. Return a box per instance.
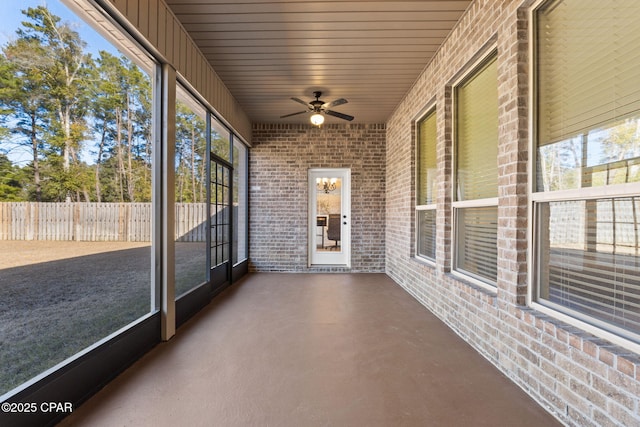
[165,0,472,124]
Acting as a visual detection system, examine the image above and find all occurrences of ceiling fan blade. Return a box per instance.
[280,110,308,118]
[325,110,354,121]
[324,98,348,108]
[290,97,311,107]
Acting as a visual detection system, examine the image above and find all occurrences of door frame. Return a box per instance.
[308,168,351,267]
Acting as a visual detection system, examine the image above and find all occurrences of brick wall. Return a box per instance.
[249,123,386,272]
[385,1,640,426]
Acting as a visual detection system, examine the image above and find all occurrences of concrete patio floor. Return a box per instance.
[58,273,561,426]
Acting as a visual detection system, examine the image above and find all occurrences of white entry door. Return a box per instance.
[309,168,351,266]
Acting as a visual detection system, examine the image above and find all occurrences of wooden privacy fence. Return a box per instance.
[0,202,207,242]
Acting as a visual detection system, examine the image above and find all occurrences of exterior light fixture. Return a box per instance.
[310,112,324,126]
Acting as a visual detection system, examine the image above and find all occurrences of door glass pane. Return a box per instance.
[211,159,231,268]
[0,1,156,396]
[211,116,231,162]
[316,177,342,252]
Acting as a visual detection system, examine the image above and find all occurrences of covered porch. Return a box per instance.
[59,273,559,426]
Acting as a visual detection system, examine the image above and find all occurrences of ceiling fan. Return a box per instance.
[280,91,354,125]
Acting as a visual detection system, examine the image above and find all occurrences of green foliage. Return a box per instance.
[175,102,207,203]
[538,118,640,192]
[0,154,24,200]
[1,5,237,205]
[0,5,154,203]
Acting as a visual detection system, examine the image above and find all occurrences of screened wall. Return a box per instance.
[0,1,250,424]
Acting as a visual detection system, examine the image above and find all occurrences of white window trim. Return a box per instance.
[531,182,640,203]
[527,0,640,353]
[452,197,498,209]
[415,204,437,211]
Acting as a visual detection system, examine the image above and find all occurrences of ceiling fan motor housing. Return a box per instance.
[311,92,324,111]
[280,91,354,121]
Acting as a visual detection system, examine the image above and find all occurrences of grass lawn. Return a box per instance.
[0,241,205,396]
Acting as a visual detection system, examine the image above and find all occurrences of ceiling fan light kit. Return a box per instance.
[310,113,325,126]
[280,91,354,126]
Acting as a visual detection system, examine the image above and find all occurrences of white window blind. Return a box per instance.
[537,0,640,146]
[456,57,498,201]
[536,198,640,337]
[417,110,437,205]
[454,53,498,285]
[456,206,498,282]
[417,209,436,260]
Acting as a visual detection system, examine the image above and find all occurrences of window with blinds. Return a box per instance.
[536,0,640,192]
[534,0,640,342]
[536,198,640,338]
[416,109,437,261]
[453,53,498,284]
[417,209,436,260]
[417,110,437,206]
[456,206,498,282]
[456,57,498,201]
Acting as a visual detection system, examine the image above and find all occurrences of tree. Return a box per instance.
[598,118,640,185]
[120,57,152,202]
[538,137,582,191]
[175,103,206,203]
[601,119,640,163]
[91,51,127,202]
[1,6,157,204]
[11,6,93,201]
[0,154,24,201]
[91,53,152,202]
[1,35,49,201]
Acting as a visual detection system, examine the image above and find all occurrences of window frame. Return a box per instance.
[415,105,438,264]
[528,0,640,353]
[451,49,499,290]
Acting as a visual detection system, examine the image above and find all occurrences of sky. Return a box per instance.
[1,0,120,166]
[0,0,115,57]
